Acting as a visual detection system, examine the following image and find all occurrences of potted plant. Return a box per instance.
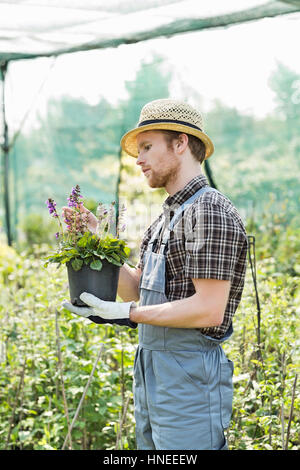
[44,185,132,306]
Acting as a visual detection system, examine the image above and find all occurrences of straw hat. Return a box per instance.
[120,98,214,159]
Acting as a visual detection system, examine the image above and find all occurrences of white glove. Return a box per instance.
[61,293,137,328]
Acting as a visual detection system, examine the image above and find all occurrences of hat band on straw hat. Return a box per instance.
[120,98,214,159]
[138,118,203,132]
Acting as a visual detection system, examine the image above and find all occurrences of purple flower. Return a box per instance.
[46,198,58,218]
[68,185,83,208]
[55,232,59,239]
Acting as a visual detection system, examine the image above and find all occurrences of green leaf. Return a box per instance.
[90,259,103,271]
[126,261,136,268]
[77,232,89,248]
[93,250,105,259]
[123,246,131,257]
[71,258,83,271]
[110,253,120,262]
[105,256,122,266]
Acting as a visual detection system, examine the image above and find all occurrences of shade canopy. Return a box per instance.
[0,0,300,62]
[1,0,300,247]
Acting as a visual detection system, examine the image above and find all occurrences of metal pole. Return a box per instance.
[115,145,123,237]
[0,61,12,246]
[204,159,217,189]
[116,123,126,238]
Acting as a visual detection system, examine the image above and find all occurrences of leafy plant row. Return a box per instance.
[0,229,299,449]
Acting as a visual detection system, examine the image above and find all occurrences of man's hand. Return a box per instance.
[61,293,137,328]
[62,205,98,233]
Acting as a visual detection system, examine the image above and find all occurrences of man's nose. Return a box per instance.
[136,152,144,166]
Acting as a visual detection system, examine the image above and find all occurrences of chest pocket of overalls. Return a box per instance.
[138,250,168,348]
[139,251,167,300]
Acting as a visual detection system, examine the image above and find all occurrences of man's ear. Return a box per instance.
[176,133,189,154]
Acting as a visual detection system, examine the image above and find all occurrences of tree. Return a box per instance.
[269,62,300,140]
[120,55,171,134]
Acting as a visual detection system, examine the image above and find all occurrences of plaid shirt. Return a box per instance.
[136,174,248,339]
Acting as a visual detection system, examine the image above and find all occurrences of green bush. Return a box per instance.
[0,222,299,450]
[19,213,58,247]
[224,261,299,450]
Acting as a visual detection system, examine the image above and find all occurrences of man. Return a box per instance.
[62,99,248,450]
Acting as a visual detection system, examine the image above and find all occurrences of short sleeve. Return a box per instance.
[184,202,246,281]
[135,238,147,271]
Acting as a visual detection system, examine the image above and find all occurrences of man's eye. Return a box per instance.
[145,145,151,151]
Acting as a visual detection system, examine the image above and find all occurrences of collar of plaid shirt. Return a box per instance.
[162,173,209,212]
[155,173,210,248]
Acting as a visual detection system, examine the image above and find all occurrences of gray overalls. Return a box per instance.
[133,186,234,450]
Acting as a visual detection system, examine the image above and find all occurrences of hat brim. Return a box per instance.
[120,122,214,160]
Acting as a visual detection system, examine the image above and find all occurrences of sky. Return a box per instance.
[4,10,300,133]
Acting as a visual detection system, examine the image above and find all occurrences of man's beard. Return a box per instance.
[147,158,180,189]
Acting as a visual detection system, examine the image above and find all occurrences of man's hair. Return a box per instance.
[160,130,206,164]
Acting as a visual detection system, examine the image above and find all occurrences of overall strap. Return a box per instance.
[148,217,165,247]
[158,186,216,254]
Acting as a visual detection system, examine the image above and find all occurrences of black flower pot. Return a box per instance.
[67,260,120,306]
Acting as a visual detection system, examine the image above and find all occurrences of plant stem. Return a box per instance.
[5,359,26,449]
[55,309,73,450]
[268,394,273,446]
[62,342,104,450]
[47,396,52,446]
[115,394,131,450]
[285,374,298,450]
[280,402,285,450]
[120,330,125,417]
[17,377,26,450]
[57,215,64,238]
